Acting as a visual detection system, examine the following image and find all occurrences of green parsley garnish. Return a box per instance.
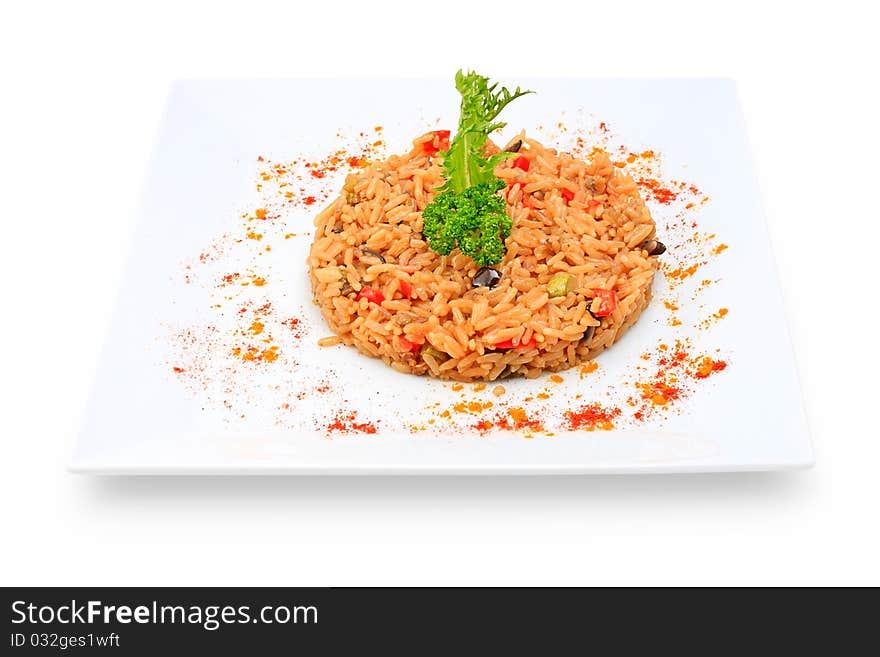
[422,71,532,267]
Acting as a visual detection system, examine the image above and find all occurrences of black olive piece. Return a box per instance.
[503,138,523,153]
[360,248,386,263]
[472,267,502,288]
[340,281,354,296]
[640,239,667,256]
[580,325,596,345]
[584,298,599,321]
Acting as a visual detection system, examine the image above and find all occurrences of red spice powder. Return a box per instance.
[221,301,290,367]
[579,361,599,378]
[473,407,544,434]
[564,403,622,431]
[249,132,387,219]
[507,407,543,431]
[453,400,494,414]
[662,262,702,282]
[698,307,730,330]
[637,178,678,205]
[695,356,728,379]
[636,379,682,406]
[232,345,280,363]
[326,411,378,435]
[281,316,304,339]
[628,339,730,421]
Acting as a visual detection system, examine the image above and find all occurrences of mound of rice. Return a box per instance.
[308,132,659,382]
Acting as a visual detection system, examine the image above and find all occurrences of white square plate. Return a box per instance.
[72,78,812,474]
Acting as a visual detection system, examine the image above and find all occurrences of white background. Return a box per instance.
[1,0,877,586]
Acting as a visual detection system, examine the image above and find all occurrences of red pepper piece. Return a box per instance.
[422,130,451,155]
[493,335,537,350]
[398,336,420,352]
[357,286,385,305]
[435,129,450,151]
[512,156,530,171]
[590,289,617,317]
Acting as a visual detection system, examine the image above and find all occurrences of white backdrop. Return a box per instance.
[1,0,877,586]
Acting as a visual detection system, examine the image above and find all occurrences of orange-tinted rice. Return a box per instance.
[308,132,659,382]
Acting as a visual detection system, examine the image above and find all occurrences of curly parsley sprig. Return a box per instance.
[422,71,532,267]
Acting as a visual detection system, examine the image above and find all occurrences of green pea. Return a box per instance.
[421,344,449,362]
[547,272,577,298]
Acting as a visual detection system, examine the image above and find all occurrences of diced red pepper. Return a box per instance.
[435,129,450,151]
[561,188,575,203]
[512,156,530,171]
[398,280,414,298]
[357,286,385,305]
[586,200,602,213]
[398,336,420,352]
[493,335,537,350]
[422,130,451,155]
[590,289,617,317]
